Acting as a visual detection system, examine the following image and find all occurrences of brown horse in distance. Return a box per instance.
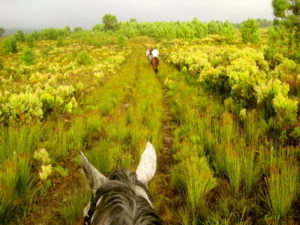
[150,56,160,74]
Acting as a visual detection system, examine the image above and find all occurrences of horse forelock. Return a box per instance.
[86,169,162,225]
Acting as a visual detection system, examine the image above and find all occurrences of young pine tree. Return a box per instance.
[272,0,300,60]
[240,19,260,44]
[20,48,36,65]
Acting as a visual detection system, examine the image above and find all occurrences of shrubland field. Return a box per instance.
[0,13,299,225]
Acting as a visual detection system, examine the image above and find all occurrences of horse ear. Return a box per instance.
[136,142,157,186]
[80,151,108,190]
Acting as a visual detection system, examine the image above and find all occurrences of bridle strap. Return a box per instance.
[84,192,101,225]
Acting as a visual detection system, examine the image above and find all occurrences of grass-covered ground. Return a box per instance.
[0,34,299,225]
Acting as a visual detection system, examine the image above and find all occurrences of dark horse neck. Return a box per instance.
[151,56,160,74]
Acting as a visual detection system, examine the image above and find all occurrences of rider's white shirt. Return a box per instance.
[151,49,159,57]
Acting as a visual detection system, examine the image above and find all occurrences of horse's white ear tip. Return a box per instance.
[146,142,155,152]
[146,141,153,148]
[79,151,87,161]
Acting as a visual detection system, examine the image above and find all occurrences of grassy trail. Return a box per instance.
[115,41,179,224]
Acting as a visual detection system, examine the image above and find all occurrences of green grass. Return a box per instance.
[223,147,242,194]
[68,118,87,151]
[15,157,33,197]
[104,114,129,143]
[0,155,38,224]
[0,163,18,224]
[86,140,122,174]
[267,152,299,222]
[240,148,261,195]
[173,156,217,224]
[59,186,90,225]
[0,125,42,163]
[165,68,218,224]
[46,121,69,160]
[161,61,299,224]
[244,109,267,144]
[85,114,103,146]
[87,67,135,116]
[204,215,230,225]
[0,125,42,223]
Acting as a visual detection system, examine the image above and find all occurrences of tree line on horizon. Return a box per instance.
[0,17,272,38]
[0,0,299,61]
[0,17,274,45]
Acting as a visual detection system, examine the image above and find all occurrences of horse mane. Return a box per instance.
[89,169,163,225]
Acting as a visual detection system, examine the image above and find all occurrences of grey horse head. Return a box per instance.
[80,142,163,225]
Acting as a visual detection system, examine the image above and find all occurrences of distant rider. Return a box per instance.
[146,47,159,62]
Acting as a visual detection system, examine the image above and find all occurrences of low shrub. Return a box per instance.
[2,36,17,54]
[76,51,91,65]
[20,48,36,65]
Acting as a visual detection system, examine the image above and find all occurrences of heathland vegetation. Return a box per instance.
[0,1,299,224]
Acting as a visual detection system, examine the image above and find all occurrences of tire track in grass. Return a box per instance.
[153,61,181,225]
[119,43,176,224]
[129,43,182,224]
[155,88,177,224]
[68,43,146,225]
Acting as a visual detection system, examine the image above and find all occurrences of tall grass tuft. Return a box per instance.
[0,163,17,224]
[0,125,41,162]
[85,140,122,174]
[267,155,298,222]
[0,155,37,223]
[214,144,242,194]
[204,214,230,225]
[244,110,267,144]
[104,114,129,144]
[225,149,242,194]
[68,118,87,151]
[47,122,69,160]
[85,114,103,145]
[59,187,90,225]
[16,157,33,197]
[240,148,261,195]
[172,155,217,224]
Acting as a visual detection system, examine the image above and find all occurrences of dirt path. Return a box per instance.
[155,89,178,224]
[153,62,183,225]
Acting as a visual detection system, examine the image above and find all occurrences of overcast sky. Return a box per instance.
[0,0,274,29]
